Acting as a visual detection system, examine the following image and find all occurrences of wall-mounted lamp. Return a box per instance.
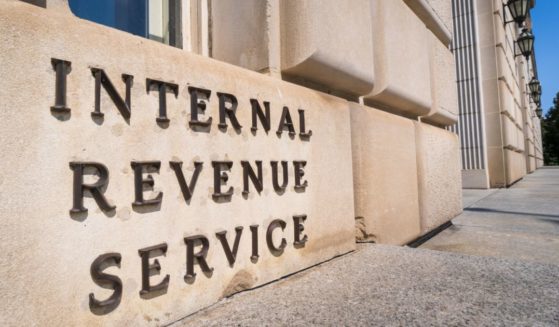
[528,77,541,96]
[503,0,530,26]
[528,77,542,105]
[535,107,543,119]
[532,93,541,105]
[515,28,535,59]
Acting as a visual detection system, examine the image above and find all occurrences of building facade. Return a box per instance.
[1,0,538,325]
[451,0,543,189]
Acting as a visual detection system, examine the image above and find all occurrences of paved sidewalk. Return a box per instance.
[422,168,559,265]
[173,245,559,326]
[172,169,559,326]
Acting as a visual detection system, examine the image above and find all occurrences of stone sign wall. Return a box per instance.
[0,2,355,325]
[0,0,466,325]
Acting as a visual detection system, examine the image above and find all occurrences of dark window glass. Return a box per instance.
[68,0,181,48]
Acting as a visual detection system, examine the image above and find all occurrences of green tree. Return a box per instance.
[542,92,559,165]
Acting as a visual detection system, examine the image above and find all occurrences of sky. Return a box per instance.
[531,1,559,115]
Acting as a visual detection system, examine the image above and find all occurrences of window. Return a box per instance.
[69,0,182,48]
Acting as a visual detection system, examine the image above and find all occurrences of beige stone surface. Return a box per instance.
[473,0,534,187]
[487,146,507,188]
[364,0,431,117]
[350,104,421,245]
[502,115,522,152]
[505,150,526,186]
[0,1,355,325]
[484,113,503,151]
[528,158,536,174]
[424,0,453,36]
[280,0,375,97]
[403,0,452,46]
[210,0,281,75]
[46,0,70,12]
[423,33,458,126]
[415,123,462,234]
[210,0,271,72]
[462,169,490,190]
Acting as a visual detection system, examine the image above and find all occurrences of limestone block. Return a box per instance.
[364,0,432,118]
[475,0,494,14]
[527,140,535,157]
[423,33,458,126]
[516,125,525,152]
[484,112,503,150]
[487,146,508,188]
[481,79,500,115]
[424,0,453,35]
[476,11,497,48]
[527,155,536,174]
[461,170,490,190]
[505,150,526,185]
[503,116,519,151]
[211,0,273,72]
[403,0,452,46]
[350,103,421,245]
[280,0,375,97]
[0,1,356,325]
[415,122,462,234]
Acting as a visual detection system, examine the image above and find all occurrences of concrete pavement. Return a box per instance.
[171,169,559,326]
[421,168,559,265]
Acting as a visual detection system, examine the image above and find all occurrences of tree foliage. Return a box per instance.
[542,92,559,165]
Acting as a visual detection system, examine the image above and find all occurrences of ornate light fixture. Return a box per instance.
[504,0,530,26]
[528,77,542,106]
[528,77,541,96]
[515,28,535,59]
[532,92,541,104]
[535,107,543,118]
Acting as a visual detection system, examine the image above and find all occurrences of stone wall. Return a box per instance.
[0,0,464,325]
[461,0,542,188]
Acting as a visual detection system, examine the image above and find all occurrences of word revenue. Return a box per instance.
[89,216,308,314]
[69,160,308,213]
[50,58,313,138]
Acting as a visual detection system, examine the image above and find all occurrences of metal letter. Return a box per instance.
[50,58,71,113]
[188,86,212,128]
[89,253,122,314]
[293,215,308,247]
[250,99,271,133]
[169,161,203,203]
[293,161,308,191]
[276,106,296,136]
[271,161,288,192]
[184,235,213,283]
[131,161,163,207]
[90,68,132,120]
[266,219,287,255]
[217,92,242,131]
[250,225,259,261]
[138,243,170,297]
[146,78,179,123]
[215,227,243,266]
[69,162,115,214]
[298,109,312,139]
[241,161,263,195]
[211,161,234,201]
